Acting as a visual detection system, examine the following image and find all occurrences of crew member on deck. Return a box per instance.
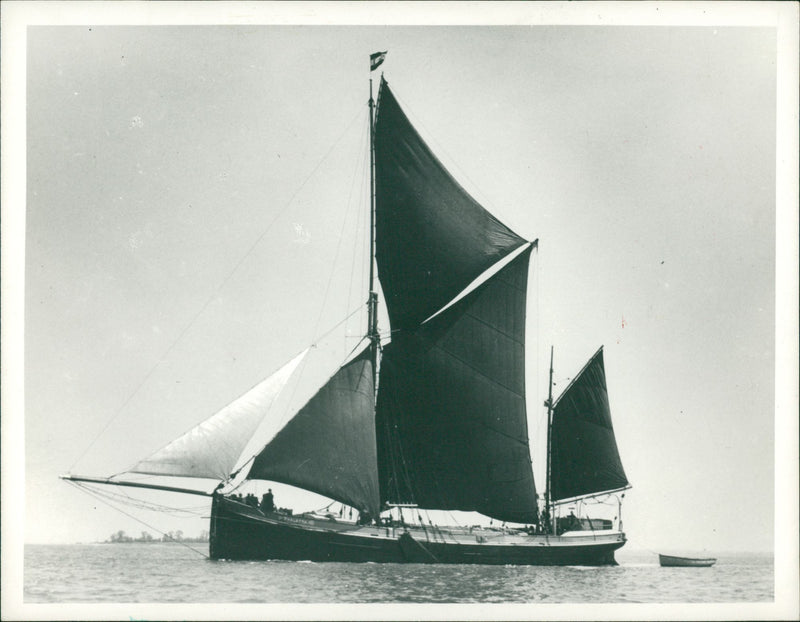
[566,510,581,531]
[357,510,372,525]
[541,508,551,534]
[261,489,275,513]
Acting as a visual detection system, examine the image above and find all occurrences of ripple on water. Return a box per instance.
[23,545,774,604]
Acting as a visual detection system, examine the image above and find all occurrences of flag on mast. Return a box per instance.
[370,51,387,71]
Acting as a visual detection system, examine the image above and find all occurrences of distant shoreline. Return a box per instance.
[22,542,774,556]
[99,538,209,544]
[101,529,209,544]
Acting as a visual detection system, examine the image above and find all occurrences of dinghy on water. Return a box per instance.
[659,553,717,567]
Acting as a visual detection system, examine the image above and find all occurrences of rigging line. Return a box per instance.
[235,332,370,478]
[345,114,371,341]
[266,307,365,439]
[312,501,336,514]
[385,372,417,504]
[70,478,212,516]
[358,137,371,340]
[70,108,367,473]
[390,89,503,221]
[310,109,370,343]
[532,245,544,489]
[379,375,401,502]
[246,304,367,461]
[135,306,365,488]
[313,306,366,350]
[93,491,206,518]
[382,417,403,506]
[624,537,661,558]
[424,510,445,543]
[67,481,209,559]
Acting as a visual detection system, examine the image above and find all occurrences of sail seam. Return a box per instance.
[554,415,616,432]
[433,344,525,399]
[456,310,525,346]
[477,422,531,447]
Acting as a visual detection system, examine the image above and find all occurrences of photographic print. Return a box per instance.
[2,2,797,620]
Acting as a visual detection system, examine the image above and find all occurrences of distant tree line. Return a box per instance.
[106,529,209,543]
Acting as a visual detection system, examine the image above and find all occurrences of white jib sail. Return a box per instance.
[130,349,308,481]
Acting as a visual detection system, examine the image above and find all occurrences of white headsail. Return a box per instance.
[130,349,308,481]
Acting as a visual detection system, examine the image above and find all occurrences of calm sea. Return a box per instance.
[23,543,772,605]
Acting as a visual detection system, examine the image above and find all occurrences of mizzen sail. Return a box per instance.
[550,347,629,501]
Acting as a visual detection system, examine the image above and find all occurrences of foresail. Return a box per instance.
[130,349,308,481]
[550,348,629,501]
[247,347,380,516]
[374,78,527,331]
[376,246,538,524]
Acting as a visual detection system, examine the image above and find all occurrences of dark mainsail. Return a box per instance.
[248,348,380,516]
[550,348,628,501]
[376,247,539,524]
[374,78,527,331]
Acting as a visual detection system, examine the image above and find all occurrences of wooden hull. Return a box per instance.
[209,496,626,565]
[659,554,716,567]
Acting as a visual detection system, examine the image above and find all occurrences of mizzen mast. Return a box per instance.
[545,345,554,534]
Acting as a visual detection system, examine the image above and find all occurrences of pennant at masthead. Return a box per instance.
[370,51,387,71]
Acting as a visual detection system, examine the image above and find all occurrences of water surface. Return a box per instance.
[24,543,773,604]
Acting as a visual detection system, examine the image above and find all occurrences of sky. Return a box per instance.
[3,2,798,607]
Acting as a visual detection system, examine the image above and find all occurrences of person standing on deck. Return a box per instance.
[261,489,275,513]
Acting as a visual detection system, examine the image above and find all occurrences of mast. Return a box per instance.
[545,345,554,534]
[367,77,379,375]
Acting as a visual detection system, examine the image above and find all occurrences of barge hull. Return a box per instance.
[210,496,625,565]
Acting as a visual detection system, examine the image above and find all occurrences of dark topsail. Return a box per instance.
[376,247,539,524]
[374,77,527,331]
[248,348,380,516]
[550,348,628,502]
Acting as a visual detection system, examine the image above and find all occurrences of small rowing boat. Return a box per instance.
[659,553,716,567]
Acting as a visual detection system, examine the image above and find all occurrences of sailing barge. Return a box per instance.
[63,60,631,565]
